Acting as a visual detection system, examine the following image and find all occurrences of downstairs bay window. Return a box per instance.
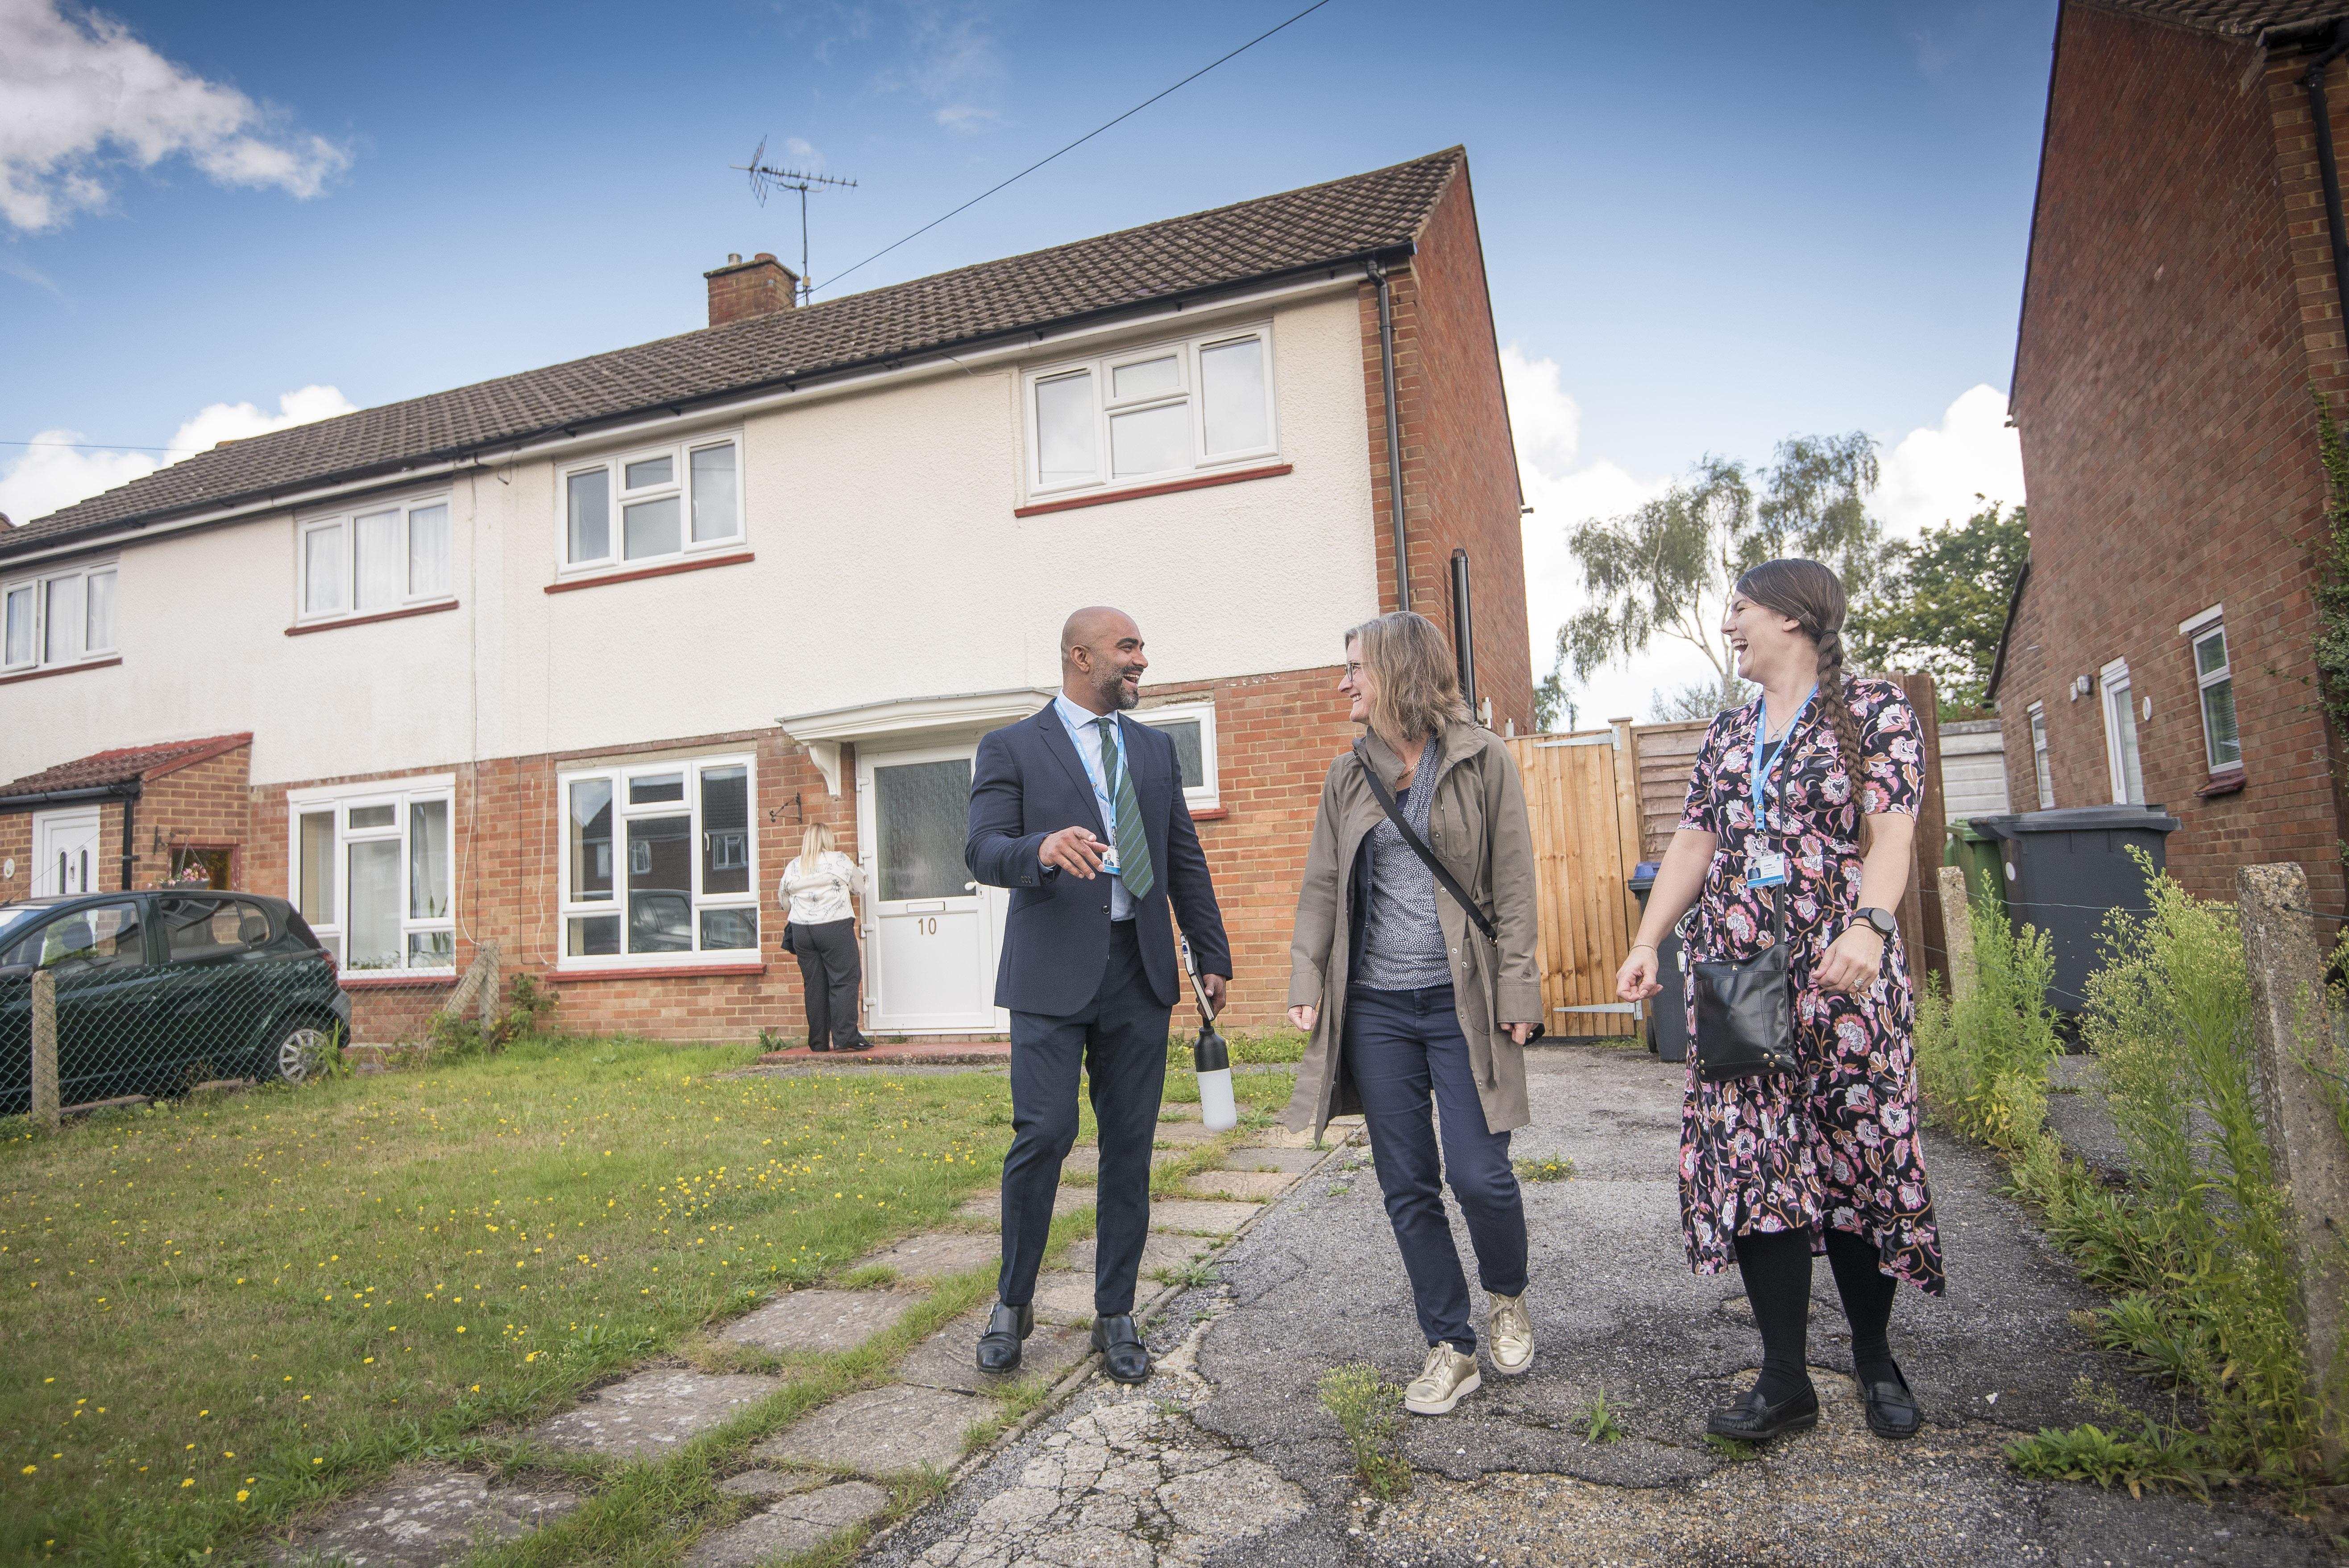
[289,778,456,972]
[558,755,756,964]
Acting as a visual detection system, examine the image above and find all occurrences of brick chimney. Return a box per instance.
[704,252,799,326]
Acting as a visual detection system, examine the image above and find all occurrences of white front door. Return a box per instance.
[32,809,102,897]
[856,744,1008,1034]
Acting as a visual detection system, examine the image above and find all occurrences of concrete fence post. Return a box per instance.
[29,969,59,1134]
[477,940,502,1029]
[1938,866,1975,1002]
[2237,862,2349,1460]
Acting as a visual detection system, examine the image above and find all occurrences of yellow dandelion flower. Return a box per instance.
[236,1489,250,1503]
[19,1465,33,1475]
[181,1478,194,1488]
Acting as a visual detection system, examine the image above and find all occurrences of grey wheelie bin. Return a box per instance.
[1968,805,2182,1015]
[1628,862,1690,1062]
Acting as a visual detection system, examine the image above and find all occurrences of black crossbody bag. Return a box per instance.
[1690,721,1801,1083]
[1354,748,1544,1045]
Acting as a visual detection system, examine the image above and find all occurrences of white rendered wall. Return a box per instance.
[1,289,1378,788]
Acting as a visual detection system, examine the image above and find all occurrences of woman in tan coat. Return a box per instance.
[1284,611,1544,1416]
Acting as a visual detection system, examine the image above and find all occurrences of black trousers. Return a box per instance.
[999,921,1170,1316]
[789,919,866,1050]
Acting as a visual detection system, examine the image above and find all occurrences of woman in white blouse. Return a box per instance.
[779,823,871,1052]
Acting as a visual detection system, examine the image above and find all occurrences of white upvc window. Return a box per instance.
[1133,701,1220,811]
[3,560,118,672]
[298,495,452,622]
[556,754,757,966]
[287,776,457,973]
[1024,324,1278,498]
[2099,658,2146,806]
[2028,702,2054,810]
[2180,605,2241,775]
[559,434,742,572]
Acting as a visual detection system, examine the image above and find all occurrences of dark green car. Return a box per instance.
[0,890,349,1116]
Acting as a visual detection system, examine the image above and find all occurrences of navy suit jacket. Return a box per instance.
[966,704,1231,1016]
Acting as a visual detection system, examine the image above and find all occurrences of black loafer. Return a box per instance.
[975,1300,1033,1373]
[1862,1368,1923,1440]
[1706,1382,1819,1443]
[1090,1312,1150,1384]
[835,1039,874,1053]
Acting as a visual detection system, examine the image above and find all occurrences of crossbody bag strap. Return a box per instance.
[1353,746,1498,943]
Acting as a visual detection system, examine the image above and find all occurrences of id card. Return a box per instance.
[1746,850,1789,888]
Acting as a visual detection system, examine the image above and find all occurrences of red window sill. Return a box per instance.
[286,601,458,636]
[340,972,457,990]
[546,550,754,594]
[2195,768,2247,799]
[1189,806,1229,821]
[1013,463,1292,518]
[0,656,120,687]
[552,962,768,982]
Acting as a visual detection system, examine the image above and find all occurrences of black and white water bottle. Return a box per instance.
[1182,937,1237,1132]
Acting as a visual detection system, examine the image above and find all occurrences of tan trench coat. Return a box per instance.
[1282,721,1543,1141]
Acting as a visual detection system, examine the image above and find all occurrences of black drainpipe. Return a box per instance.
[1369,259,1410,613]
[119,783,138,892]
[1450,548,1477,717]
[2306,23,2349,333]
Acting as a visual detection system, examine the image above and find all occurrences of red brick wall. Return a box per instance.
[0,801,128,899]
[1357,160,1536,737]
[2004,3,2346,913]
[141,744,253,888]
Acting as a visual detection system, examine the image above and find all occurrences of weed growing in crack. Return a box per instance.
[1512,1155,1575,1183]
[1318,1363,1412,1500]
[1702,1434,1756,1462]
[1577,1389,1625,1444]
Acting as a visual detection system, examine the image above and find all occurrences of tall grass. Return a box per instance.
[1913,871,2061,1155]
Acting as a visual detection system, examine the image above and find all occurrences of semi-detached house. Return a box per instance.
[0,147,1532,1041]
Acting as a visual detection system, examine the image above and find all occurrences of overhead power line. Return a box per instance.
[1,439,200,453]
[811,0,1335,299]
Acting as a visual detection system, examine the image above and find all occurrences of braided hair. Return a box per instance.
[1735,558,1868,820]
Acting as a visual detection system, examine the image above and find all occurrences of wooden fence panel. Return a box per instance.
[1628,720,1711,861]
[1506,732,1637,1037]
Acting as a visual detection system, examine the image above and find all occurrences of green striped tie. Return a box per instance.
[1095,717,1156,900]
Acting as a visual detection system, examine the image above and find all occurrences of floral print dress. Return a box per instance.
[1675,676,1944,1295]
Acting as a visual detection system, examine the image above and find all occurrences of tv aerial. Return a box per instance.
[735,137,859,302]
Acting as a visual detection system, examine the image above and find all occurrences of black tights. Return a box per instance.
[1734,1228,1900,1403]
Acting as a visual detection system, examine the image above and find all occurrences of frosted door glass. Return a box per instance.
[1200,337,1268,454]
[623,497,680,559]
[354,509,401,609]
[1036,373,1095,485]
[4,585,29,664]
[876,759,972,901]
[1110,402,1188,478]
[409,800,449,918]
[1112,355,1179,399]
[408,504,450,596]
[690,445,738,541]
[44,576,81,663]
[567,469,610,562]
[346,840,401,970]
[305,528,346,614]
[84,571,116,651]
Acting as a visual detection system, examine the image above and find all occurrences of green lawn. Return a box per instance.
[0,1036,1300,1564]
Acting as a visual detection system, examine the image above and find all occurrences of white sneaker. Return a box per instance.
[1486,1289,1534,1376]
[1404,1344,1482,1415]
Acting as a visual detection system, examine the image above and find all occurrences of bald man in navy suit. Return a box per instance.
[964,606,1231,1384]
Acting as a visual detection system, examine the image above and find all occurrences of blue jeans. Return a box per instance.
[1345,983,1528,1354]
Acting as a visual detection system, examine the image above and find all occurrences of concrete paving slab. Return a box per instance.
[896,1309,1093,1394]
[686,1480,894,1566]
[754,1384,984,1474]
[954,1189,1092,1224]
[1181,1170,1293,1201]
[722,1289,918,1353]
[1151,1119,1220,1145]
[532,1369,783,1458]
[1063,1231,1216,1278]
[1234,1122,1336,1149]
[273,1463,579,1568]
[1221,1145,1328,1173]
[715,1470,812,1500]
[1149,1199,1261,1235]
[855,1231,1001,1283]
[1026,1269,1100,1326]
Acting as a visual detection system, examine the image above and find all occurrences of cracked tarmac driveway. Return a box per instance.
[871,1046,2330,1568]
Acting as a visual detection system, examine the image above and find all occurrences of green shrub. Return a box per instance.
[1914,873,2061,1153]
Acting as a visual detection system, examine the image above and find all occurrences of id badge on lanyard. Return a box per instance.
[1745,687,1815,889]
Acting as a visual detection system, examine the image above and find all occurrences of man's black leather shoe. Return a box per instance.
[1091,1312,1150,1384]
[1705,1382,1819,1443]
[975,1301,1033,1374]
[1861,1367,1922,1440]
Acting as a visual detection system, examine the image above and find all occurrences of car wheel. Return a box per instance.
[266,1022,334,1086]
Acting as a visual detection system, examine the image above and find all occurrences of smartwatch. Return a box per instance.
[1851,907,1898,939]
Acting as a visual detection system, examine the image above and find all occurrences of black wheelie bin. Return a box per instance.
[1968,805,2182,1015]
[1628,862,1690,1062]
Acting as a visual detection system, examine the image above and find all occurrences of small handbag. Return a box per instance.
[1690,881,1798,1083]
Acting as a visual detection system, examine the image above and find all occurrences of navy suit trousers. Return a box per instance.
[998,922,1171,1316]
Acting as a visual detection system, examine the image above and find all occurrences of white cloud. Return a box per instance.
[890,2,1002,132]
[1874,383,2025,540]
[0,384,355,526]
[0,0,349,232]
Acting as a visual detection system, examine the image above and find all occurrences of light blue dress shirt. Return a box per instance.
[1052,692,1134,921]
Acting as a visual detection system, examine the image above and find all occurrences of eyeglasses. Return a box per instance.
[1343,662,1364,679]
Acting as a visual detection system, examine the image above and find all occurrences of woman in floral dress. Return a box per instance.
[1615,558,1941,1446]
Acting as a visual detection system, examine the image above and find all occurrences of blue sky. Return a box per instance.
[2,0,2057,719]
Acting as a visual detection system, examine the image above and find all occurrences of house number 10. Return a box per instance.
[915,916,938,935]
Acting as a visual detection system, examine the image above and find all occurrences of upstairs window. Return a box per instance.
[3,561,118,672]
[2190,617,2241,775]
[1025,326,1277,498]
[299,497,451,622]
[560,436,741,571]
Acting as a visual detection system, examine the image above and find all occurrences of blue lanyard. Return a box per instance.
[1748,685,1817,834]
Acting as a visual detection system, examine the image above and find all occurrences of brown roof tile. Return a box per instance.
[7,149,1463,555]
[2082,0,2348,36]
[0,734,251,799]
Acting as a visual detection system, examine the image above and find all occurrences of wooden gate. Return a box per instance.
[1504,725,1645,1037]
